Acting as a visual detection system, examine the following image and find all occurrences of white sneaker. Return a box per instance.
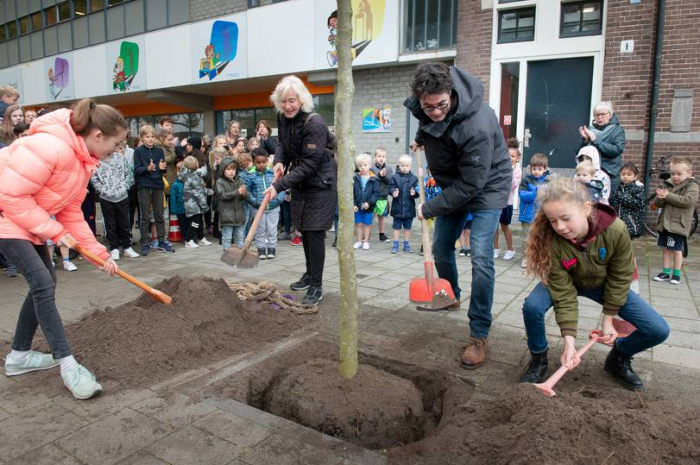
[493,249,500,260]
[503,250,516,261]
[61,364,103,400]
[362,241,370,250]
[185,240,200,248]
[123,247,140,258]
[520,258,527,268]
[353,241,362,249]
[200,238,213,246]
[110,249,120,261]
[63,261,77,272]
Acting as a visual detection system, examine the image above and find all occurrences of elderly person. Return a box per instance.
[404,62,512,370]
[266,75,336,305]
[579,101,626,190]
[225,120,241,147]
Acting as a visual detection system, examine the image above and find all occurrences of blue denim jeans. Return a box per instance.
[221,225,245,250]
[522,282,670,357]
[0,239,72,359]
[432,208,501,338]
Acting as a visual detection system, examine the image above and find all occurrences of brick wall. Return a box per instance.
[190,0,247,21]
[350,64,418,166]
[455,0,493,102]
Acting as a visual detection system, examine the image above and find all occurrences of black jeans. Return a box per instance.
[128,186,139,231]
[186,214,204,242]
[281,200,291,234]
[101,198,132,251]
[0,239,71,359]
[138,188,165,245]
[301,230,326,288]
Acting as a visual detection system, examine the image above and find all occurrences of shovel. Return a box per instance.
[410,149,457,311]
[221,173,280,269]
[533,331,605,397]
[71,243,172,305]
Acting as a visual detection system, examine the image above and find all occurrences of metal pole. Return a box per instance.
[643,0,665,197]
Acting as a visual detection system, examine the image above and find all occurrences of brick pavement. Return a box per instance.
[0,227,699,464]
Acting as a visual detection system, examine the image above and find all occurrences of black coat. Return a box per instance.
[370,163,394,197]
[404,67,511,219]
[272,111,337,231]
[388,172,420,218]
[133,145,166,189]
[353,173,380,210]
[610,181,645,238]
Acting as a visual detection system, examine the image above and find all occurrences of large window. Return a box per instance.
[498,7,535,43]
[560,1,603,38]
[126,113,204,141]
[403,0,457,53]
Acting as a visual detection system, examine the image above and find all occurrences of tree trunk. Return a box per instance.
[336,0,359,380]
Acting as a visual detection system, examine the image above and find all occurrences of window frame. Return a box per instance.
[402,0,457,54]
[19,16,31,36]
[57,1,72,23]
[7,21,18,40]
[559,0,604,38]
[30,12,44,31]
[497,6,536,44]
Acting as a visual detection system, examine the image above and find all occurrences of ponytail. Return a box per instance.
[70,98,127,137]
[524,178,592,283]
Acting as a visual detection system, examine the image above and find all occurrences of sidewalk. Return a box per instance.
[1,228,699,464]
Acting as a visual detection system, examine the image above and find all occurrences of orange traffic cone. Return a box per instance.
[168,214,183,242]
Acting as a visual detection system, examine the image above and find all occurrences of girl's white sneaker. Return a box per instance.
[185,240,199,248]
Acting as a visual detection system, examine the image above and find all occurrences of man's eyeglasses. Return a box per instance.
[421,101,450,114]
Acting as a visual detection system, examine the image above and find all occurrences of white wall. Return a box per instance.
[74,47,107,99]
[145,25,192,90]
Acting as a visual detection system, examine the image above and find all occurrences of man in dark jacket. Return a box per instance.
[404,62,512,370]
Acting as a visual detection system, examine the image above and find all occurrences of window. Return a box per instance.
[248,0,261,7]
[498,7,535,43]
[19,17,30,35]
[91,0,105,11]
[0,26,6,43]
[75,0,88,16]
[109,0,124,6]
[45,6,58,27]
[560,1,603,37]
[58,2,72,22]
[31,12,43,30]
[7,21,18,39]
[403,0,457,53]
[127,113,204,140]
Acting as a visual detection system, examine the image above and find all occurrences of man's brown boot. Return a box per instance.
[460,337,488,370]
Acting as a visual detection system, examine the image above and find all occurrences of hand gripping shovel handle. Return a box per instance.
[70,242,172,305]
[414,149,434,269]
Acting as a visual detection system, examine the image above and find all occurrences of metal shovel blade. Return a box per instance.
[409,276,457,310]
[220,246,259,269]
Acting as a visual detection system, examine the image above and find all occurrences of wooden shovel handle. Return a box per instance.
[240,172,282,251]
[414,149,433,261]
[71,243,172,304]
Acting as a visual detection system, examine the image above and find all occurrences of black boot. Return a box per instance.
[332,237,337,248]
[290,273,311,291]
[302,286,323,305]
[520,350,548,383]
[605,344,644,391]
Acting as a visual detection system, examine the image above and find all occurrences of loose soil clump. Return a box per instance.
[264,358,425,449]
[28,276,315,388]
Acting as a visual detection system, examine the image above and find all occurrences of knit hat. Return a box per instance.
[188,136,202,150]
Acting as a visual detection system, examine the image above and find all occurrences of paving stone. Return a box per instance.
[146,425,243,465]
[56,408,175,465]
[7,443,83,465]
[53,386,157,423]
[651,304,699,319]
[116,451,171,465]
[654,344,700,370]
[0,402,87,461]
[194,409,271,448]
[664,329,700,350]
[0,381,58,415]
[132,392,218,429]
[239,433,332,465]
[665,316,700,333]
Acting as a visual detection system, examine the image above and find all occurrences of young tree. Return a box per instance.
[336,0,359,379]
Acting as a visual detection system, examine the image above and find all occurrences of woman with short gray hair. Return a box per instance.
[579,101,626,190]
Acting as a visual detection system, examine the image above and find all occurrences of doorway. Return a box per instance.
[522,57,594,169]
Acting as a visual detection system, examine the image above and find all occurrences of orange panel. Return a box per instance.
[115,102,197,117]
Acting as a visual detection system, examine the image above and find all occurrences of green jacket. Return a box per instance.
[215,157,248,226]
[547,205,634,337]
[654,177,698,237]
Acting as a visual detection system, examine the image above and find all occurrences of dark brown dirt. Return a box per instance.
[389,383,700,465]
[9,276,315,389]
[264,358,425,449]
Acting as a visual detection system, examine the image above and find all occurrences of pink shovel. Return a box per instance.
[534,331,605,397]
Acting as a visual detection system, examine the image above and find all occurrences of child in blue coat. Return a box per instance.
[388,155,419,253]
[353,153,380,250]
[169,162,188,242]
[246,148,284,259]
[518,152,556,267]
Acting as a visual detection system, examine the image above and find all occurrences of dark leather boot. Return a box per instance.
[605,344,644,391]
[520,350,548,383]
[460,337,488,370]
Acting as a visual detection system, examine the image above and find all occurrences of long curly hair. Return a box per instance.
[525,178,592,283]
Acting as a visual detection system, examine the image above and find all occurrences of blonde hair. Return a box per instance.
[1,104,23,142]
[139,124,157,138]
[210,147,227,159]
[70,98,126,137]
[525,178,592,283]
[398,154,412,165]
[237,152,252,168]
[670,157,693,170]
[183,156,198,170]
[355,153,371,167]
[158,127,173,144]
[214,134,227,148]
[0,85,19,98]
[374,147,387,157]
[576,160,596,176]
[270,75,314,114]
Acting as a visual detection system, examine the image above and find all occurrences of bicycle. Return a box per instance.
[641,154,698,239]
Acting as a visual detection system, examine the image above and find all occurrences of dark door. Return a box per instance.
[523,57,593,169]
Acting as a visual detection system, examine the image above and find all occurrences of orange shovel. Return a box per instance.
[409,150,457,311]
[71,242,172,305]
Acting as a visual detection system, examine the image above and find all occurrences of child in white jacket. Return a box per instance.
[575,145,611,204]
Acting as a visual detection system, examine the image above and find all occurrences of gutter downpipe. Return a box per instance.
[644,0,666,197]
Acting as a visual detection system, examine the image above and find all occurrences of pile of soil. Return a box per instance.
[35,276,315,387]
[390,384,700,464]
[264,358,426,449]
